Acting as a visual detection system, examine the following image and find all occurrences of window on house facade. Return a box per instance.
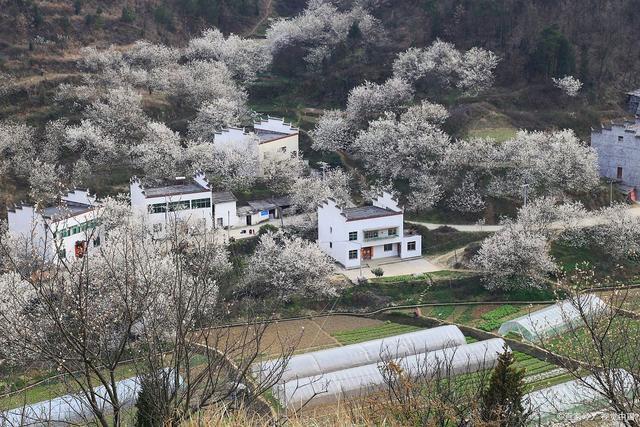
[191,198,211,209]
[329,242,333,248]
[617,167,623,180]
[348,231,357,241]
[407,241,416,251]
[72,225,81,234]
[330,226,332,234]
[384,243,393,251]
[216,218,224,227]
[348,250,358,260]
[168,200,191,211]
[364,230,378,239]
[618,135,624,142]
[387,228,397,236]
[149,203,167,214]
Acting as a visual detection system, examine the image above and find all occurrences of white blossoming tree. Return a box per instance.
[185,28,271,82]
[290,168,353,213]
[241,230,336,301]
[131,122,185,181]
[393,40,499,95]
[0,203,294,426]
[552,75,582,97]
[474,222,556,291]
[0,121,36,178]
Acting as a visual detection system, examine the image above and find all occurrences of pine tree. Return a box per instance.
[481,345,530,426]
[135,375,164,427]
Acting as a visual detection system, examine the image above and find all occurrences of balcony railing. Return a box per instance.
[363,233,399,242]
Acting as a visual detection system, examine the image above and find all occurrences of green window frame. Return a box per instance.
[348,231,358,241]
[348,250,358,260]
[71,226,81,235]
[364,230,378,239]
[149,203,167,214]
[407,241,416,251]
[191,198,211,209]
[168,201,191,211]
[384,243,393,251]
[387,228,397,236]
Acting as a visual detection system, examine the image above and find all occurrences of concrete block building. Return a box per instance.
[591,119,640,200]
[7,189,100,261]
[212,117,299,167]
[130,173,214,236]
[317,192,422,269]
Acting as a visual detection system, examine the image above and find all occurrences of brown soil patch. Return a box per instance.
[194,316,385,358]
[312,315,383,335]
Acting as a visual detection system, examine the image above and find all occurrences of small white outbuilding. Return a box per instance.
[497,295,608,342]
[274,338,507,410]
[253,325,466,383]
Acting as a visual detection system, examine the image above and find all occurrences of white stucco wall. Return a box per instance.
[213,201,238,228]
[318,199,407,269]
[259,134,300,159]
[144,192,213,236]
[8,205,102,262]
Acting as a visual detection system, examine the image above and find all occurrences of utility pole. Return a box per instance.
[522,183,529,207]
[227,211,230,240]
[610,178,614,206]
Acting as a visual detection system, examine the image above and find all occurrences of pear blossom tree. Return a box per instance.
[266,1,383,70]
[27,160,64,205]
[310,109,355,152]
[261,154,305,195]
[187,98,252,141]
[392,40,499,95]
[290,168,353,214]
[351,101,451,180]
[0,121,36,178]
[186,139,260,191]
[474,198,590,290]
[345,77,414,128]
[240,230,336,301]
[131,122,185,181]
[499,130,599,200]
[185,28,271,82]
[552,75,583,97]
[0,202,295,426]
[474,222,556,291]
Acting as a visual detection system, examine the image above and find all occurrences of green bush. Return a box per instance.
[121,6,136,23]
[371,267,384,277]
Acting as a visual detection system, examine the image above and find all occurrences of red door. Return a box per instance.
[361,247,373,260]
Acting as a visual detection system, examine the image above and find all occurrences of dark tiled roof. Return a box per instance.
[143,181,208,198]
[211,191,237,204]
[255,129,294,143]
[42,201,93,220]
[342,206,401,221]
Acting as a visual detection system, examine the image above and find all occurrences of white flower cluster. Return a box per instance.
[552,75,582,97]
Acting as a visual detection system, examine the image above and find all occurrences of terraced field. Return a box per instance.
[331,322,422,345]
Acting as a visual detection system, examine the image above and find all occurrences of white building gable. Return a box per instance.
[7,189,101,261]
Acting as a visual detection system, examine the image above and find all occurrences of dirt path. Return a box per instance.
[245,0,273,37]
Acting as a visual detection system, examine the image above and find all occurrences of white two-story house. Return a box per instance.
[213,117,299,166]
[317,192,422,269]
[130,173,213,236]
[7,189,100,261]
